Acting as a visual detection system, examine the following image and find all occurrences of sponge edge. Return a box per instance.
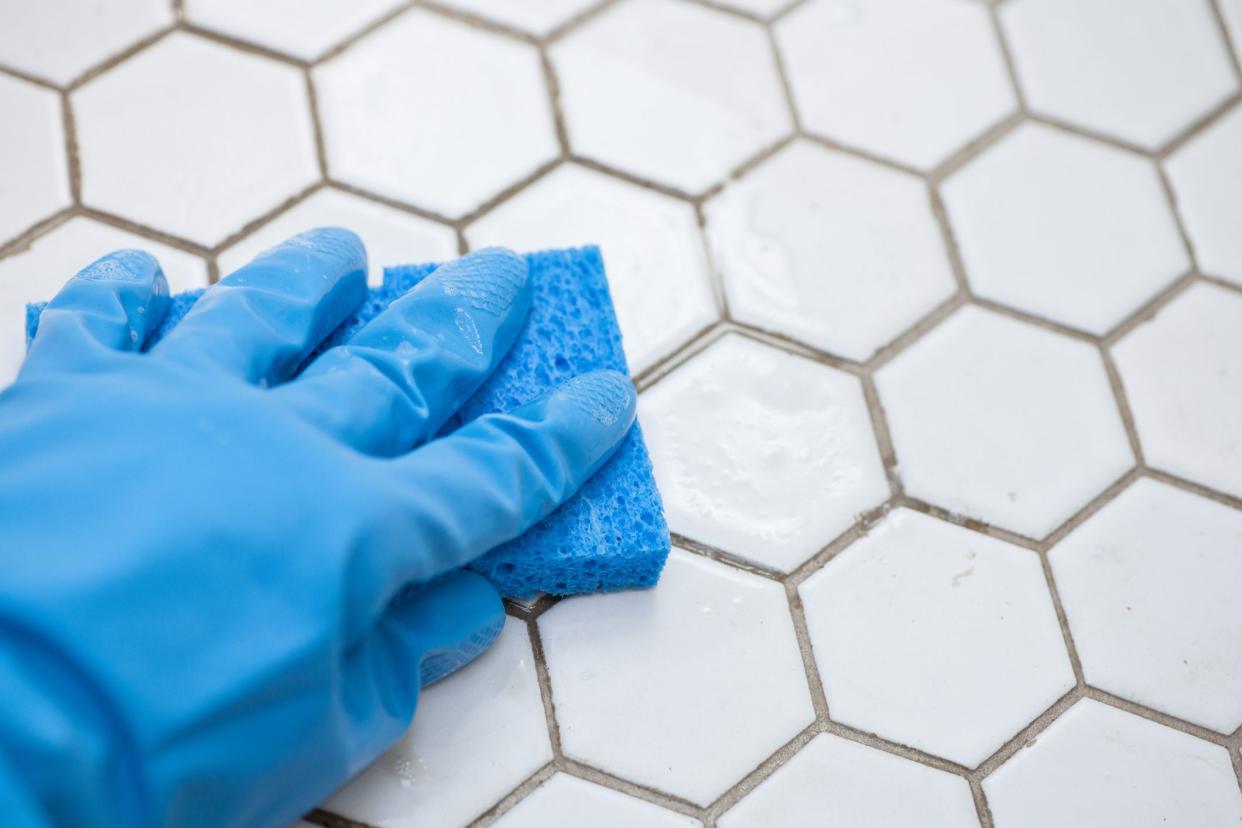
[26,247,671,598]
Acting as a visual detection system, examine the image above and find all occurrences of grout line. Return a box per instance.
[417,0,540,44]
[179,23,310,68]
[0,61,62,91]
[1155,91,1242,161]
[59,92,82,206]
[985,0,1027,112]
[537,47,573,157]
[543,0,624,45]
[670,533,786,582]
[1143,468,1242,513]
[467,762,557,826]
[1208,0,1242,83]
[314,2,420,66]
[303,71,332,181]
[65,25,178,92]
[0,208,76,262]
[1098,346,1147,465]
[702,723,819,822]
[1036,548,1086,685]
[1084,686,1240,745]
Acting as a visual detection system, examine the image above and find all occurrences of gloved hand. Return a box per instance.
[0,229,636,828]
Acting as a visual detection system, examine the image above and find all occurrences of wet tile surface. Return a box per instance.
[3,1,1242,824]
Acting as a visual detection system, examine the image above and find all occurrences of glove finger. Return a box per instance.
[337,570,504,775]
[152,227,367,386]
[370,370,636,601]
[269,248,530,456]
[22,249,170,376]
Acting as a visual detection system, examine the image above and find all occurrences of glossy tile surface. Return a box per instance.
[493,773,700,827]
[876,307,1133,539]
[776,0,1015,170]
[1050,478,1242,734]
[314,9,558,218]
[1000,0,1238,149]
[641,335,889,571]
[539,549,814,804]
[983,699,1242,827]
[1165,105,1242,286]
[704,140,955,361]
[185,0,404,61]
[467,163,718,374]
[551,0,791,194]
[0,75,70,246]
[942,123,1187,334]
[800,509,1074,767]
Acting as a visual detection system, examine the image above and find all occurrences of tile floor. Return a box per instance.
[2,0,1241,826]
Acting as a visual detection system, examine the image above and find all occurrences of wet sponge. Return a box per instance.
[27,247,670,598]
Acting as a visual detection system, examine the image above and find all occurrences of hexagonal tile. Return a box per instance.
[434,0,603,36]
[494,773,700,827]
[0,0,171,86]
[1000,0,1238,150]
[640,334,889,572]
[875,307,1133,539]
[0,74,69,245]
[466,163,718,375]
[1113,282,1242,499]
[1049,478,1242,734]
[942,123,1187,334]
[314,9,558,219]
[185,0,404,62]
[550,0,790,194]
[217,188,457,286]
[72,33,318,247]
[1166,105,1242,286]
[539,549,814,805]
[983,699,1242,827]
[325,617,552,827]
[718,733,979,828]
[775,0,1015,171]
[800,509,1074,767]
[704,139,956,362]
[0,217,210,387]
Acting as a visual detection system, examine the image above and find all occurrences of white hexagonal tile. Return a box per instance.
[1166,105,1242,286]
[433,0,603,36]
[718,733,979,828]
[1049,478,1242,734]
[314,9,558,219]
[0,74,69,245]
[325,617,552,827]
[466,163,717,375]
[550,0,791,194]
[539,549,814,805]
[72,33,318,247]
[217,188,457,286]
[1113,282,1242,499]
[704,139,956,362]
[1000,0,1238,150]
[775,0,1015,171]
[942,123,1187,334]
[800,509,1074,767]
[875,307,1133,539]
[640,334,890,572]
[495,773,700,828]
[983,699,1242,827]
[0,217,210,387]
[185,0,404,62]
[0,0,171,86]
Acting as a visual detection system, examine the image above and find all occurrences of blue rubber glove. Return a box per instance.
[0,229,636,828]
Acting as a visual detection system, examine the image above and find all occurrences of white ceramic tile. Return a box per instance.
[550,0,791,194]
[538,549,814,805]
[0,0,171,86]
[1112,282,1242,499]
[719,733,979,828]
[217,188,457,287]
[495,773,700,828]
[186,0,404,61]
[800,509,1074,767]
[433,0,603,36]
[775,0,1014,171]
[0,217,210,387]
[983,699,1242,827]
[875,306,1133,539]
[0,75,69,245]
[640,334,890,571]
[1165,105,1242,286]
[326,617,552,827]
[1049,478,1242,734]
[314,10,557,220]
[466,164,717,374]
[1000,0,1238,150]
[72,33,318,247]
[704,139,956,361]
[942,123,1187,334]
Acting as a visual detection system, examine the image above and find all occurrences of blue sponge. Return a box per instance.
[27,247,670,598]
